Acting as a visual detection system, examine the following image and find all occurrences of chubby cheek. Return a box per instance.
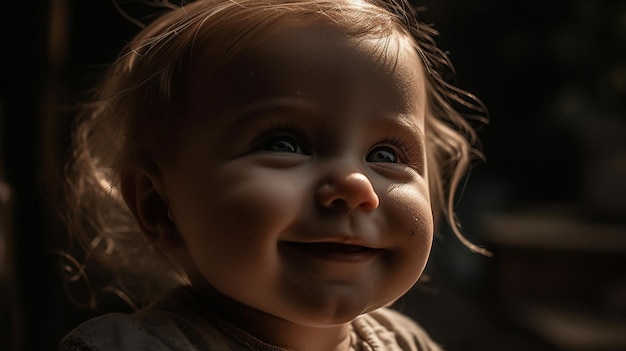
[174,165,305,293]
[380,183,434,295]
[209,173,300,236]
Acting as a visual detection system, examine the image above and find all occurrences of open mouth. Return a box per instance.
[282,242,383,263]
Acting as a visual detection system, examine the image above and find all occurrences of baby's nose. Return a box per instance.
[316,172,379,212]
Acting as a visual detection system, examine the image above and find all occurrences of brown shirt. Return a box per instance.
[61,287,443,351]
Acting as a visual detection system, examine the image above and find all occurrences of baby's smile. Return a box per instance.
[280,241,384,263]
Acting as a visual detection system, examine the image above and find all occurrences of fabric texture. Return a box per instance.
[60,287,443,351]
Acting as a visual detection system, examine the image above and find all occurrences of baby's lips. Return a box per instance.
[281,240,384,263]
[293,241,378,252]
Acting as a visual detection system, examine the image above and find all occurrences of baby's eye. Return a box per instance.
[263,136,304,153]
[366,146,398,163]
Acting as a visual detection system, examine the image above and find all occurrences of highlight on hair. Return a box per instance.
[61,0,490,309]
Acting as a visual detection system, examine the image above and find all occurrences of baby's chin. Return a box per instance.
[252,277,415,328]
[270,296,394,328]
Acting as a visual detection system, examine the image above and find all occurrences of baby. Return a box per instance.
[60,0,488,350]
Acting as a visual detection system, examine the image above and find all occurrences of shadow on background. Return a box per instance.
[1,0,625,350]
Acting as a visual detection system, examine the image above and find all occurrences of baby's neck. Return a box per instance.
[191,282,352,351]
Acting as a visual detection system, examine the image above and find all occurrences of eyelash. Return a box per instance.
[254,123,308,151]
[253,124,420,166]
[372,136,415,164]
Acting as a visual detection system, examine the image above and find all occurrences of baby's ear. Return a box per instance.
[120,166,183,252]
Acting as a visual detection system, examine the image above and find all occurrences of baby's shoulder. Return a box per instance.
[60,308,232,350]
[352,307,444,351]
[60,312,162,351]
[59,292,230,351]
[60,286,294,351]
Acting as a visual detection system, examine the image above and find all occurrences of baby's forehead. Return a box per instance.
[188,19,422,84]
[186,21,424,96]
[174,19,428,133]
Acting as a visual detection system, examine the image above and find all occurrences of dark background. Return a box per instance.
[1,0,625,350]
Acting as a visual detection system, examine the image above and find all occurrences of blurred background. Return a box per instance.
[1,0,625,350]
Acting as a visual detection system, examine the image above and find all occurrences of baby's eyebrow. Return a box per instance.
[382,113,426,140]
[221,97,315,133]
[238,97,315,116]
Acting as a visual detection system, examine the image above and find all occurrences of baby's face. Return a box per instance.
[160,22,433,327]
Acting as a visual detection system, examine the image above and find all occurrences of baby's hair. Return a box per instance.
[62,0,489,309]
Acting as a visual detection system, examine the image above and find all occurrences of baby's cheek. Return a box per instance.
[386,184,433,240]
[383,184,434,276]
[182,171,304,284]
[213,171,304,237]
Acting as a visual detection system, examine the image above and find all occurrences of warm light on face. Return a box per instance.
[157,21,433,329]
